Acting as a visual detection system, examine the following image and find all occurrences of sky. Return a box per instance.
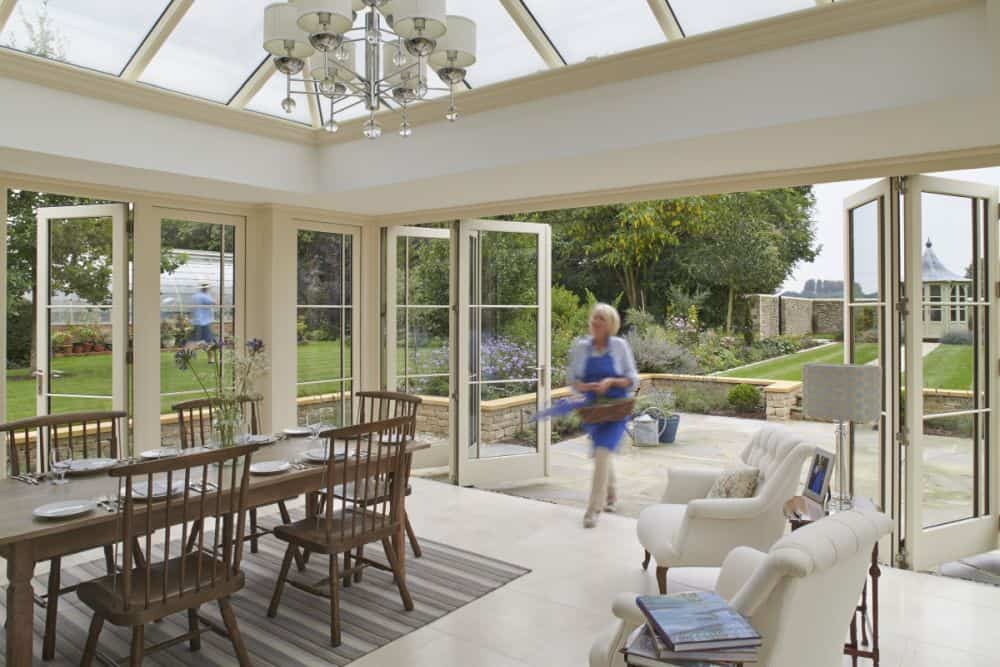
[781,167,1000,293]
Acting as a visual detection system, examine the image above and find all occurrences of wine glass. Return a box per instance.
[49,445,72,485]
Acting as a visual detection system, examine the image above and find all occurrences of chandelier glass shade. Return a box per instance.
[262,0,476,138]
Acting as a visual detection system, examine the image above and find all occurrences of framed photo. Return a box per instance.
[803,447,835,505]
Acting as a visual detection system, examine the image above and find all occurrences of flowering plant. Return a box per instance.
[174,338,269,446]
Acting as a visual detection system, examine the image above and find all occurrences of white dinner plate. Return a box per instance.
[64,458,118,474]
[250,461,291,475]
[239,434,280,446]
[282,427,312,437]
[132,480,186,500]
[140,448,179,459]
[303,448,347,463]
[33,500,97,519]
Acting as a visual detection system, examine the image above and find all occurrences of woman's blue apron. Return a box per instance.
[581,344,630,451]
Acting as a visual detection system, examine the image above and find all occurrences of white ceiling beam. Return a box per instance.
[229,59,277,109]
[648,1,684,40]
[121,0,193,81]
[0,0,19,34]
[498,0,564,68]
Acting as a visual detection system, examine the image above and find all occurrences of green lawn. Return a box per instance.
[922,344,973,390]
[6,341,352,422]
[718,342,880,382]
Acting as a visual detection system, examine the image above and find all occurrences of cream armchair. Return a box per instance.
[638,425,813,593]
[591,508,893,667]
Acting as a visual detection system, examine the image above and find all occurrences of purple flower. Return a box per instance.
[174,348,195,370]
[246,338,265,354]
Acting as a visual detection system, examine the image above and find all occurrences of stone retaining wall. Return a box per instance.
[748,294,845,338]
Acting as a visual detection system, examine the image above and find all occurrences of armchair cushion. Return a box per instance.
[636,504,685,562]
[662,466,723,504]
[706,467,759,498]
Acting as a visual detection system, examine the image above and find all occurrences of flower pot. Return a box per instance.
[72,343,85,354]
[658,414,680,444]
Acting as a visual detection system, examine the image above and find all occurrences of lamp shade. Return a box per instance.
[382,40,424,88]
[429,15,476,69]
[392,0,447,40]
[802,364,882,423]
[297,0,354,35]
[263,3,315,58]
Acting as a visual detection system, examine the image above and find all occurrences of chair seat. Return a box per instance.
[637,503,685,562]
[77,552,244,626]
[319,481,412,505]
[273,510,396,554]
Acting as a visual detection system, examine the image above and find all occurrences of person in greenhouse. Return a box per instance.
[191,282,218,363]
[567,303,639,528]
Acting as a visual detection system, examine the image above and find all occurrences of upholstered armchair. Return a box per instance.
[591,508,893,667]
[637,425,813,593]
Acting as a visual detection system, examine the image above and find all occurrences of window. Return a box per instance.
[296,228,355,426]
[668,0,815,37]
[952,284,969,322]
[928,284,942,322]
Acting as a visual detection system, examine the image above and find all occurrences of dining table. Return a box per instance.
[0,433,428,666]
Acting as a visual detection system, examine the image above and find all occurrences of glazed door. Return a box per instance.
[455,219,551,487]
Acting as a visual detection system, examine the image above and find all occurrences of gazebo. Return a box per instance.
[921,239,971,340]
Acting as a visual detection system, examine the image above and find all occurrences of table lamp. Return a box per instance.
[802,363,881,511]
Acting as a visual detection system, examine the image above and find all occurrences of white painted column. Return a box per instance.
[358,222,383,392]
[268,208,299,430]
[244,205,276,432]
[132,200,161,454]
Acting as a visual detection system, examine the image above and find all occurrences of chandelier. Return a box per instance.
[263,0,477,138]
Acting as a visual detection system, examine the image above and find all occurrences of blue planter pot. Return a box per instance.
[658,415,680,444]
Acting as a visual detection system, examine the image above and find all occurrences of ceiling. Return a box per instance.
[0,0,834,130]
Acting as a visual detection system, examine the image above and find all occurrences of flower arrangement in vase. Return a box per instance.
[174,338,269,448]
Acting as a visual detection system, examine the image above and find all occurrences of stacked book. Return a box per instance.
[623,592,761,665]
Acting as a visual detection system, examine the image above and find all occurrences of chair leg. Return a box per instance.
[404,515,422,558]
[382,538,414,611]
[277,500,292,524]
[353,545,364,583]
[81,614,104,667]
[103,545,115,574]
[329,552,342,647]
[642,550,651,571]
[219,596,252,667]
[130,625,144,667]
[184,521,202,554]
[268,544,296,618]
[249,508,259,553]
[188,606,201,651]
[43,556,61,661]
[656,566,669,595]
[343,551,352,588]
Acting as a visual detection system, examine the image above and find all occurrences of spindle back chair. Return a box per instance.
[77,442,258,666]
[267,415,416,646]
[172,395,262,449]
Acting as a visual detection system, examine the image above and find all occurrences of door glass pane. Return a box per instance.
[396,234,450,399]
[520,0,664,64]
[296,229,353,425]
[849,305,881,504]
[669,0,815,37]
[140,0,273,102]
[850,201,879,301]
[0,0,171,75]
[919,192,983,528]
[479,231,539,305]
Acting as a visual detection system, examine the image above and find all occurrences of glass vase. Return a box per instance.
[214,400,245,449]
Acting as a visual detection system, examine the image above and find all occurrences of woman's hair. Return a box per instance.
[589,303,621,336]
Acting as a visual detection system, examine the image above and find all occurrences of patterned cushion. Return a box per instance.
[707,467,760,499]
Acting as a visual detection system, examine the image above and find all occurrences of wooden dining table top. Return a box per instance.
[0,434,429,551]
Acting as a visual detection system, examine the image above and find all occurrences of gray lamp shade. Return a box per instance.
[802,364,881,423]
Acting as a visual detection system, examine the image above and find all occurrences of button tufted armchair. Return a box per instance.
[637,425,814,593]
[592,508,893,667]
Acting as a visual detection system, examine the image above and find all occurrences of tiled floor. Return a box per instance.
[9,478,1000,666]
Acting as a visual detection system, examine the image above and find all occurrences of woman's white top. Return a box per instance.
[566,336,640,393]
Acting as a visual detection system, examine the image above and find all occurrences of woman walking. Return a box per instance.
[567,303,639,528]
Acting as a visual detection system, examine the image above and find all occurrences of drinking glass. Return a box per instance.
[49,445,72,485]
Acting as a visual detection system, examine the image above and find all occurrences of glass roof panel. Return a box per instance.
[443,0,548,87]
[520,0,665,65]
[245,70,313,125]
[0,0,170,75]
[669,0,816,37]
[140,0,273,103]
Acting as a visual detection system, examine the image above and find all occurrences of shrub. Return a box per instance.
[728,384,762,413]
[624,308,657,336]
[940,329,973,346]
[674,387,728,414]
[625,329,700,374]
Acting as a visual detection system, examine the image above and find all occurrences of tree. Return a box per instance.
[10,0,66,59]
[683,188,819,332]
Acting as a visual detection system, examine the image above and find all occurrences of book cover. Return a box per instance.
[636,592,761,652]
[624,625,758,663]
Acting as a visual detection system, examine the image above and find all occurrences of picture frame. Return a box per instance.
[803,447,835,506]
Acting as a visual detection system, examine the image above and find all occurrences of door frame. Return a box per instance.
[902,175,1000,570]
[453,218,551,488]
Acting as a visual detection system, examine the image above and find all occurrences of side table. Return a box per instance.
[782,496,881,667]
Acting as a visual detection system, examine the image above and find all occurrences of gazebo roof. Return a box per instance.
[922,240,970,283]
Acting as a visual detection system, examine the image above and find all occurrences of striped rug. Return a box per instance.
[2,533,529,665]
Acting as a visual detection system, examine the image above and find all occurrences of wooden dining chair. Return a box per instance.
[172,395,296,558]
[77,442,259,666]
[267,415,416,646]
[0,410,126,661]
[310,392,423,565]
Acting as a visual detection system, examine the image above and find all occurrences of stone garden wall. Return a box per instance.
[748,295,844,338]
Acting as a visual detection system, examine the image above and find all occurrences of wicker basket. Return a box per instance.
[577,399,635,424]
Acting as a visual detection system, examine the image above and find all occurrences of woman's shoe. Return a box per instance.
[604,499,618,513]
[583,511,598,528]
